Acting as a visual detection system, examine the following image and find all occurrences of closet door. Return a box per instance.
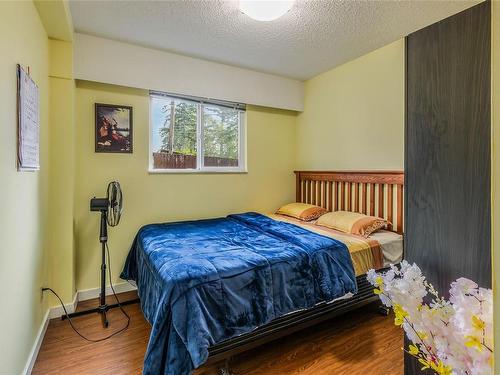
[405,2,491,373]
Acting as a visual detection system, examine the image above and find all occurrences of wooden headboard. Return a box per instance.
[294,171,404,234]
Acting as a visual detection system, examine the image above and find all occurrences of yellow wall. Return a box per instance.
[34,0,73,42]
[74,81,297,290]
[47,39,76,304]
[492,0,499,371]
[296,39,405,170]
[0,2,50,374]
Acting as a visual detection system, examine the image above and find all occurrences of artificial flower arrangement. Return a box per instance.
[367,261,493,375]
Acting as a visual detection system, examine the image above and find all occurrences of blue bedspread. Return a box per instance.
[120,212,356,375]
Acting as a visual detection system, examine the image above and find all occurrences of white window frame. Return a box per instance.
[149,93,247,174]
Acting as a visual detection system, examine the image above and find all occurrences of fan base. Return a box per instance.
[62,298,140,327]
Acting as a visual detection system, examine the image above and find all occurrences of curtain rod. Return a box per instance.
[150,90,246,111]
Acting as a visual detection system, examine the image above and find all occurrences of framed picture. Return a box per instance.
[95,103,133,153]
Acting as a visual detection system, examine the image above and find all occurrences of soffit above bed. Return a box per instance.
[73,33,304,112]
[69,0,480,81]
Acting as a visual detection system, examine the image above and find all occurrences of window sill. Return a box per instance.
[148,169,248,175]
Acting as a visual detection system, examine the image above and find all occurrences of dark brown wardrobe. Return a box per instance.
[404,1,491,373]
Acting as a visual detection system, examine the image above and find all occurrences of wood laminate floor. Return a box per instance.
[33,291,403,375]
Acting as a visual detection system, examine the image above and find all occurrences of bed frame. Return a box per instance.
[208,170,404,369]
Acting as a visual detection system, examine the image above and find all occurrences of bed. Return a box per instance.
[120,170,404,375]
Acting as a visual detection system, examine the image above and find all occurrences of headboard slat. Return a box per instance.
[347,183,351,211]
[325,182,328,210]
[328,181,333,211]
[294,171,404,234]
[378,184,385,218]
[387,184,394,231]
[334,182,339,211]
[362,183,367,214]
[341,182,346,210]
[397,184,403,234]
[369,184,375,216]
[354,183,360,213]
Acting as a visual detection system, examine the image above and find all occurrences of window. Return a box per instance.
[150,92,246,172]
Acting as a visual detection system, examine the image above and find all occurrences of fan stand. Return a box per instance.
[62,209,139,328]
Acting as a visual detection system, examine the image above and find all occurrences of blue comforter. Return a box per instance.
[120,212,356,375]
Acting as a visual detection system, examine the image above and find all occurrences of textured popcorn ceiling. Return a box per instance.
[69,0,480,80]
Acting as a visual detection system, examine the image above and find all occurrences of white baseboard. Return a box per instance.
[48,291,78,319]
[47,282,137,319]
[23,308,50,375]
[77,281,137,303]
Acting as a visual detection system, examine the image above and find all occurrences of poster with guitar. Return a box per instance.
[95,103,133,153]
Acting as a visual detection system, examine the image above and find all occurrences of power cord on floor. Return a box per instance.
[42,244,130,342]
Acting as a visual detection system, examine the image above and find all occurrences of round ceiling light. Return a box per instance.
[239,1,294,22]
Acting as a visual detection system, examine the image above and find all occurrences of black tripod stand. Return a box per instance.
[62,209,139,327]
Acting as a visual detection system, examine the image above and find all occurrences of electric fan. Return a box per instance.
[63,181,138,327]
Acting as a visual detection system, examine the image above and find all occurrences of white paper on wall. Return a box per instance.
[17,64,40,171]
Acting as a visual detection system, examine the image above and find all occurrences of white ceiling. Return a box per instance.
[69,0,480,81]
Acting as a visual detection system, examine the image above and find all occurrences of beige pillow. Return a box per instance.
[276,203,328,221]
[315,211,389,237]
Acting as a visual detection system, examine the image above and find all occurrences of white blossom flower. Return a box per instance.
[367,264,493,375]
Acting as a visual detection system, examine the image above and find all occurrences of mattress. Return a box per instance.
[268,214,403,275]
